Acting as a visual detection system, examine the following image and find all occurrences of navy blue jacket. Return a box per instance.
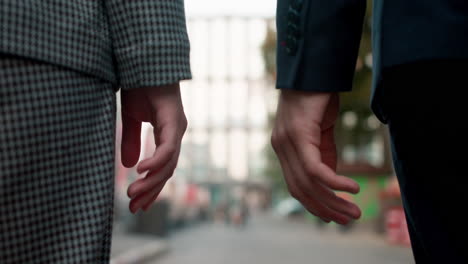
[276,0,468,123]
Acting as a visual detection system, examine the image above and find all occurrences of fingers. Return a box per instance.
[305,180,361,219]
[121,112,142,168]
[127,154,176,213]
[271,125,361,224]
[136,122,179,174]
[299,188,351,225]
[292,133,360,194]
[129,179,168,214]
[121,84,187,213]
[142,185,164,211]
[141,177,171,212]
[127,148,179,200]
[315,164,360,194]
[288,141,361,219]
[281,155,349,224]
[126,122,182,213]
[281,135,359,224]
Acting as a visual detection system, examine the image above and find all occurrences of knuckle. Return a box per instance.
[166,145,177,157]
[181,116,188,132]
[270,134,280,151]
[304,164,317,177]
[276,129,288,144]
[287,120,302,137]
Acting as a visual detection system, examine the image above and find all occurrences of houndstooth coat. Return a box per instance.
[0,1,191,263]
[0,0,192,90]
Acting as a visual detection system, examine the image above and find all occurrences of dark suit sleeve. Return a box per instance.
[104,0,192,90]
[276,0,366,92]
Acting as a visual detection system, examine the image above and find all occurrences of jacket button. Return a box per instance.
[287,10,300,25]
[285,0,303,56]
[286,35,298,55]
[287,22,301,39]
[291,0,304,11]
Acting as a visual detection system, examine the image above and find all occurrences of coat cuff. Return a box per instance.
[275,0,366,93]
[114,41,192,90]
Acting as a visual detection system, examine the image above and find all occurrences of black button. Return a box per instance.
[286,35,298,55]
[288,6,300,17]
[287,11,300,25]
[287,22,301,39]
[287,35,298,45]
[286,45,297,55]
[291,0,304,11]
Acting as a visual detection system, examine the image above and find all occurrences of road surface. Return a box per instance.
[154,214,414,264]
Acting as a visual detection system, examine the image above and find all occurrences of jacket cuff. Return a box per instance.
[275,0,366,93]
[114,41,192,90]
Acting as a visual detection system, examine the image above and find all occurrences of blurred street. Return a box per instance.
[110,6,414,264]
[153,213,414,264]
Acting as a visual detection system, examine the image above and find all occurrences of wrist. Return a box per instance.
[280,89,335,104]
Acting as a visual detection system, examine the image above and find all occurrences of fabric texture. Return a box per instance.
[0,0,192,90]
[0,54,117,263]
[384,60,468,263]
[104,0,192,89]
[275,0,468,124]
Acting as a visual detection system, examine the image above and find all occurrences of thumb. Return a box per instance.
[121,112,142,168]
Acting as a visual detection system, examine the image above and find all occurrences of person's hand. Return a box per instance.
[271,90,361,225]
[120,83,187,214]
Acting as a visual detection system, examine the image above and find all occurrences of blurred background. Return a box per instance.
[110,1,414,263]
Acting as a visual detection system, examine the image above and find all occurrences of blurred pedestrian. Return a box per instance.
[240,198,250,227]
[271,0,468,263]
[0,1,191,263]
[230,198,250,228]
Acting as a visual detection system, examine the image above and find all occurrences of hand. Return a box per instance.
[120,83,187,214]
[271,90,361,225]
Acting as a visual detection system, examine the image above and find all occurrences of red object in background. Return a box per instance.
[185,184,199,205]
[385,206,411,247]
[380,176,411,247]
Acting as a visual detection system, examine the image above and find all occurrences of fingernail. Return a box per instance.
[353,184,360,193]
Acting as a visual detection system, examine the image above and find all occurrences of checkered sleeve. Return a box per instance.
[104,0,192,90]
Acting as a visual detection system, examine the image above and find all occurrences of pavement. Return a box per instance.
[109,213,415,264]
[110,222,169,264]
[154,213,415,264]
